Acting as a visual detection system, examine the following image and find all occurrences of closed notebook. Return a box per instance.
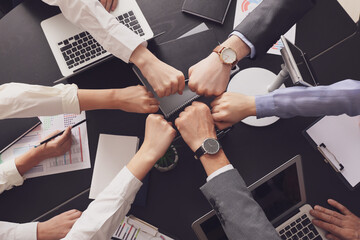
[0,117,41,154]
[90,134,149,206]
[182,0,232,24]
[133,29,219,118]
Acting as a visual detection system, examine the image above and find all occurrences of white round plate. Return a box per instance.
[227,67,285,127]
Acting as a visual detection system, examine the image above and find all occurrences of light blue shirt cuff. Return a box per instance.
[206,164,234,182]
[255,94,276,119]
[230,31,256,58]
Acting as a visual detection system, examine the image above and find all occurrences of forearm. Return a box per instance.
[0,83,79,119]
[63,167,142,240]
[126,146,158,181]
[42,0,144,62]
[200,169,280,240]
[77,89,118,111]
[199,150,230,177]
[256,79,360,118]
[14,146,50,176]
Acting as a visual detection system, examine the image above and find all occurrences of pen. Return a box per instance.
[34,119,86,148]
[319,143,344,171]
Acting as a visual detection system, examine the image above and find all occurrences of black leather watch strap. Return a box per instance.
[194,146,206,160]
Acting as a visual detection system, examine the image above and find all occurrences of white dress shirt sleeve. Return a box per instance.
[230,31,256,58]
[206,164,234,182]
[0,159,24,194]
[63,166,142,240]
[42,0,146,63]
[0,83,80,119]
[0,221,38,240]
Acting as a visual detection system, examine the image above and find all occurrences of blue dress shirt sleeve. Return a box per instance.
[255,79,360,118]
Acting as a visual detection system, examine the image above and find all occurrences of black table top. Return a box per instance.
[1,0,360,239]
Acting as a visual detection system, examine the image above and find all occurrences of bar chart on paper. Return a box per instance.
[0,112,90,178]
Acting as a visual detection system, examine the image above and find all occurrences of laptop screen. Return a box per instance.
[251,163,302,223]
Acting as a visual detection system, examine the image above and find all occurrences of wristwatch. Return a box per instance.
[213,45,238,67]
[194,138,221,160]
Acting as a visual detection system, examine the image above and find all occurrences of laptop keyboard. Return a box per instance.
[57,11,144,70]
[278,214,323,240]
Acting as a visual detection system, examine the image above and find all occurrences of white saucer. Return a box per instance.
[227,67,285,127]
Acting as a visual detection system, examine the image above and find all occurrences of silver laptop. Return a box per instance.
[41,0,154,78]
[192,155,327,240]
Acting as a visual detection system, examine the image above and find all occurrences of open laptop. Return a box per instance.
[41,0,154,78]
[192,155,327,240]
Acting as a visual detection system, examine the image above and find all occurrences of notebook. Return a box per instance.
[182,0,232,24]
[304,114,360,189]
[90,134,149,206]
[133,29,219,118]
[0,117,41,154]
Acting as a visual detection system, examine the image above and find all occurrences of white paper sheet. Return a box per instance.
[234,0,296,55]
[89,134,139,199]
[305,114,360,187]
[0,112,90,178]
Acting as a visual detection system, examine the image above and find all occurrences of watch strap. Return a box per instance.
[194,146,206,160]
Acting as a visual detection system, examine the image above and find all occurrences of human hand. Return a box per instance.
[37,127,72,160]
[310,199,360,240]
[140,114,176,162]
[99,0,118,12]
[188,53,231,96]
[127,114,176,180]
[37,209,82,240]
[130,45,185,98]
[175,102,216,152]
[211,92,256,130]
[115,85,159,113]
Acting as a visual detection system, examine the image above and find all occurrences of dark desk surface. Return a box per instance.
[1,0,360,239]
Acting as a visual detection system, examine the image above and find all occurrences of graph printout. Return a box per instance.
[234,0,296,55]
[0,112,90,178]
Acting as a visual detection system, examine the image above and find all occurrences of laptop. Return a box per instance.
[192,155,327,240]
[41,0,154,78]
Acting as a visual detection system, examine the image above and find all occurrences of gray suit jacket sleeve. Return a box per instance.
[234,0,315,57]
[200,169,280,240]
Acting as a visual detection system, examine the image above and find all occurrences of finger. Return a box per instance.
[188,80,196,92]
[310,209,344,226]
[171,80,178,95]
[312,219,344,236]
[328,199,352,216]
[111,0,118,11]
[313,205,345,220]
[211,105,220,114]
[178,74,186,95]
[188,66,194,77]
[149,97,160,105]
[105,0,112,11]
[156,88,165,98]
[326,234,341,240]
[147,90,155,98]
[100,0,106,8]
[210,95,223,108]
[55,127,72,145]
[147,105,159,113]
[214,121,231,130]
[212,112,226,122]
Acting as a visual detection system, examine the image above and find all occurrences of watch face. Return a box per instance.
[221,48,237,64]
[203,138,220,155]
